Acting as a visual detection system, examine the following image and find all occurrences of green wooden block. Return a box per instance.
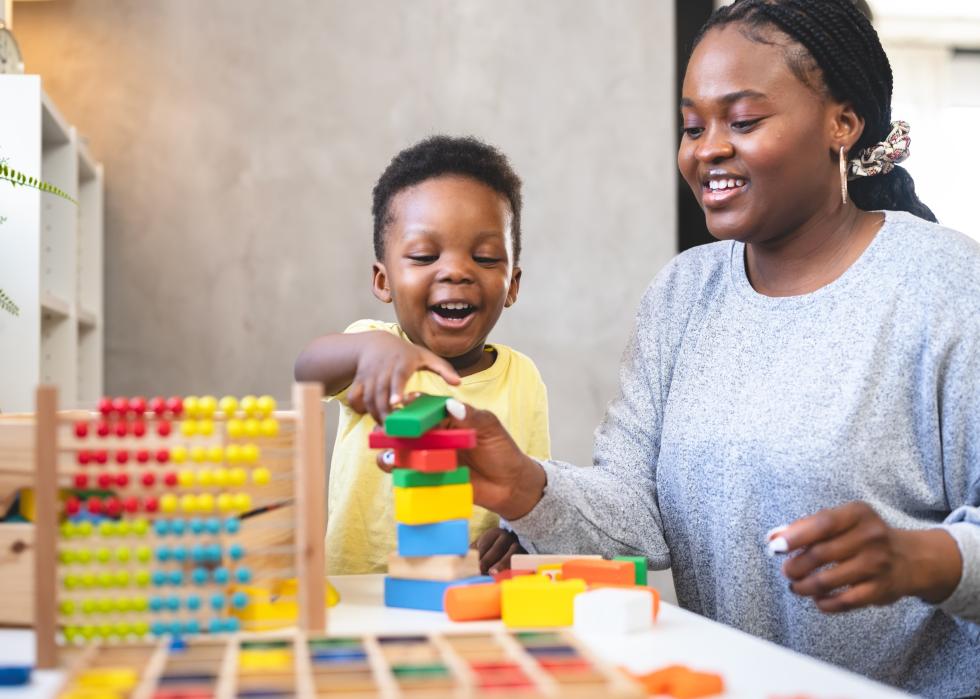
[391,663,450,678]
[392,466,470,488]
[384,394,449,437]
[614,555,647,586]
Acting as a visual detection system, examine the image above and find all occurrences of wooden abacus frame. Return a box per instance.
[33,382,327,668]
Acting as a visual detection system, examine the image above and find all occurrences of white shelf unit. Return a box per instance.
[0,75,104,411]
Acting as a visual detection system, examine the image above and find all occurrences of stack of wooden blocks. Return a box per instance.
[369,396,491,611]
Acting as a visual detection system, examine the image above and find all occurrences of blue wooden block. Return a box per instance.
[384,575,493,612]
[397,519,470,557]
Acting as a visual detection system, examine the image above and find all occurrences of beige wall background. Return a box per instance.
[15,0,677,466]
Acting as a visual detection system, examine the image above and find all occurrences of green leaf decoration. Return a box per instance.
[0,288,20,316]
[0,162,77,205]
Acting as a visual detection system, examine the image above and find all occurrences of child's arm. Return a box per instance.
[294,331,460,423]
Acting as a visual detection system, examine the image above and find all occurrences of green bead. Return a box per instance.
[77,521,93,537]
[98,521,114,537]
[135,570,150,587]
[115,521,131,536]
[97,572,114,588]
[59,600,76,616]
[115,570,131,587]
[135,546,152,563]
[98,623,113,638]
[116,597,131,613]
[59,549,75,564]
[115,547,130,563]
[80,572,97,588]
[62,574,79,590]
[132,519,149,536]
[133,621,149,637]
[95,547,111,563]
[114,622,130,636]
[81,599,97,614]
[63,626,79,642]
[80,625,96,639]
[60,522,75,538]
[97,598,114,613]
[132,597,148,612]
[75,548,92,564]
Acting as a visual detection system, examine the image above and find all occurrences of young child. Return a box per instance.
[295,135,550,575]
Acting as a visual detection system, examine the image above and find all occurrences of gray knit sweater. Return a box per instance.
[513,211,980,698]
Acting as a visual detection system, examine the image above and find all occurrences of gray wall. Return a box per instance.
[16,0,676,466]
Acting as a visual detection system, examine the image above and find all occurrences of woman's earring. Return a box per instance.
[839,145,848,205]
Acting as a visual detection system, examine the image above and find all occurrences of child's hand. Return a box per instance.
[474,527,526,575]
[347,332,459,424]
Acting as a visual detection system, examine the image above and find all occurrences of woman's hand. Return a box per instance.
[376,398,546,520]
[772,501,963,612]
[473,527,526,575]
[347,332,459,424]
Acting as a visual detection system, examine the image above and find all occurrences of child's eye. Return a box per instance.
[474,256,501,265]
[682,127,704,139]
[407,255,438,264]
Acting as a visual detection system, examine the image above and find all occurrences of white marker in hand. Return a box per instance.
[766,524,789,556]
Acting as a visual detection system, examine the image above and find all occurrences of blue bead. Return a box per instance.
[166,596,180,611]
[183,619,200,635]
[189,518,204,535]
[208,618,223,633]
[207,544,222,562]
[234,567,251,584]
[154,520,170,537]
[168,570,183,586]
[224,517,240,534]
[151,620,167,636]
[205,518,221,534]
[191,568,208,585]
[223,617,240,632]
[186,595,201,611]
[210,594,224,610]
[212,567,230,584]
[229,543,245,560]
[156,546,171,562]
[172,546,187,563]
[169,637,187,651]
[231,591,248,609]
[149,596,164,612]
[170,519,186,536]
[152,570,168,586]
[168,621,183,636]
[191,545,207,563]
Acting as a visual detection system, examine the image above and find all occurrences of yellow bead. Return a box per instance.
[217,493,235,512]
[232,493,252,512]
[260,418,279,437]
[252,467,271,485]
[183,396,199,419]
[212,468,229,487]
[240,395,258,417]
[197,419,214,436]
[178,469,195,488]
[196,493,215,512]
[219,395,238,417]
[180,494,197,513]
[198,395,217,418]
[227,419,244,439]
[244,419,261,438]
[241,444,260,463]
[197,469,213,486]
[190,446,207,463]
[207,445,224,463]
[180,420,197,437]
[256,395,276,417]
[229,468,247,486]
[226,444,243,464]
[160,494,178,513]
[171,445,188,464]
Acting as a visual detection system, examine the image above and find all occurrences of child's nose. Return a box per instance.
[436,255,475,283]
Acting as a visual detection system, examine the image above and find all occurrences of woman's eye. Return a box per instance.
[732,118,761,131]
[683,127,704,138]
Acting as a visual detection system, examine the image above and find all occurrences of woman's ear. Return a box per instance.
[504,267,522,308]
[372,262,392,303]
[831,101,865,153]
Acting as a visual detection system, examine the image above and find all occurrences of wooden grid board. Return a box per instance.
[55,629,645,699]
[34,384,327,669]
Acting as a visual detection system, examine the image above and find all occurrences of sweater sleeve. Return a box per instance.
[510,283,672,569]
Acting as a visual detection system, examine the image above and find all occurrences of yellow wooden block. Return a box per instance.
[75,669,139,691]
[536,563,563,580]
[231,579,340,631]
[59,690,122,699]
[501,576,586,627]
[239,649,293,672]
[393,483,473,525]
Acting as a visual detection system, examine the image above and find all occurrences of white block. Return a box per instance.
[573,588,653,634]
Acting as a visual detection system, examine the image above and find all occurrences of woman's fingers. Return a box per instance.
[788,553,879,598]
[375,449,395,474]
[772,501,869,554]
[781,521,870,581]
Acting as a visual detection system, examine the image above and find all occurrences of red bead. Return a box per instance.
[163,472,178,487]
[141,472,156,487]
[114,421,128,438]
[77,450,92,466]
[73,473,89,487]
[115,450,129,465]
[123,497,139,513]
[130,397,147,415]
[104,498,122,516]
[144,496,159,512]
[65,497,81,515]
[97,473,113,488]
[115,472,130,487]
[166,397,183,416]
[132,420,146,438]
[74,421,89,438]
[136,450,150,464]
[98,397,113,415]
[87,497,103,514]
[156,420,172,437]
[96,420,110,438]
[112,397,129,415]
[155,449,170,464]
[94,450,109,465]
[150,396,167,416]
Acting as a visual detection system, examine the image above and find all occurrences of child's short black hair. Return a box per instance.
[372,136,523,263]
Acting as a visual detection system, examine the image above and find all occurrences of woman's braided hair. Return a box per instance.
[693,0,936,222]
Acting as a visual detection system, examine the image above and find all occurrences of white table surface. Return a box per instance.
[0,574,911,698]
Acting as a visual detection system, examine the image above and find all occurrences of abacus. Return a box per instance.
[33,383,327,669]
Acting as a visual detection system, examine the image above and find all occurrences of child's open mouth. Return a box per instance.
[429,302,478,329]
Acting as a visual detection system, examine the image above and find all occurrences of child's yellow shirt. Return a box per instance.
[326,319,551,575]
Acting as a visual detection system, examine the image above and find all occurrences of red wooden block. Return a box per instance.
[393,448,457,472]
[368,428,476,450]
[561,559,635,586]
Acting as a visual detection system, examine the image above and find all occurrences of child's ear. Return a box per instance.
[372,262,393,303]
[504,267,522,308]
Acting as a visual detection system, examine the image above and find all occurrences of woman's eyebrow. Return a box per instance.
[681,89,769,108]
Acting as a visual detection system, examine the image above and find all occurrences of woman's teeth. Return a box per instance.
[708,178,745,190]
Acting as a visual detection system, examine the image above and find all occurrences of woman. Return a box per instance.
[375,1,980,695]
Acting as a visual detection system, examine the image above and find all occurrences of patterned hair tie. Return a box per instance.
[847,120,911,179]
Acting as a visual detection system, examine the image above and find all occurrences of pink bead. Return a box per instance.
[94,450,109,465]
[156,420,172,437]
[77,450,92,466]
[123,497,139,513]
[114,421,128,438]
[150,396,167,416]
[115,450,129,465]
[74,421,89,438]
[132,420,147,438]
[115,473,130,487]
[97,397,113,415]
[155,449,169,464]
[136,450,150,464]
[130,397,147,415]
[96,420,110,438]
[141,472,156,487]
[65,497,81,515]
[74,473,89,488]
[112,397,129,415]
[166,397,183,416]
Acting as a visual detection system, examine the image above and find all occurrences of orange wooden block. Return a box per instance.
[561,559,635,585]
[589,583,660,620]
[394,448,457,472]
[445,582,502,621]
[633,665,725,698]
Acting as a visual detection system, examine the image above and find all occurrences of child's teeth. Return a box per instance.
[736,179,744,186]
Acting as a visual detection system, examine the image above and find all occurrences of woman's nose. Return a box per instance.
[696,126,735,163]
